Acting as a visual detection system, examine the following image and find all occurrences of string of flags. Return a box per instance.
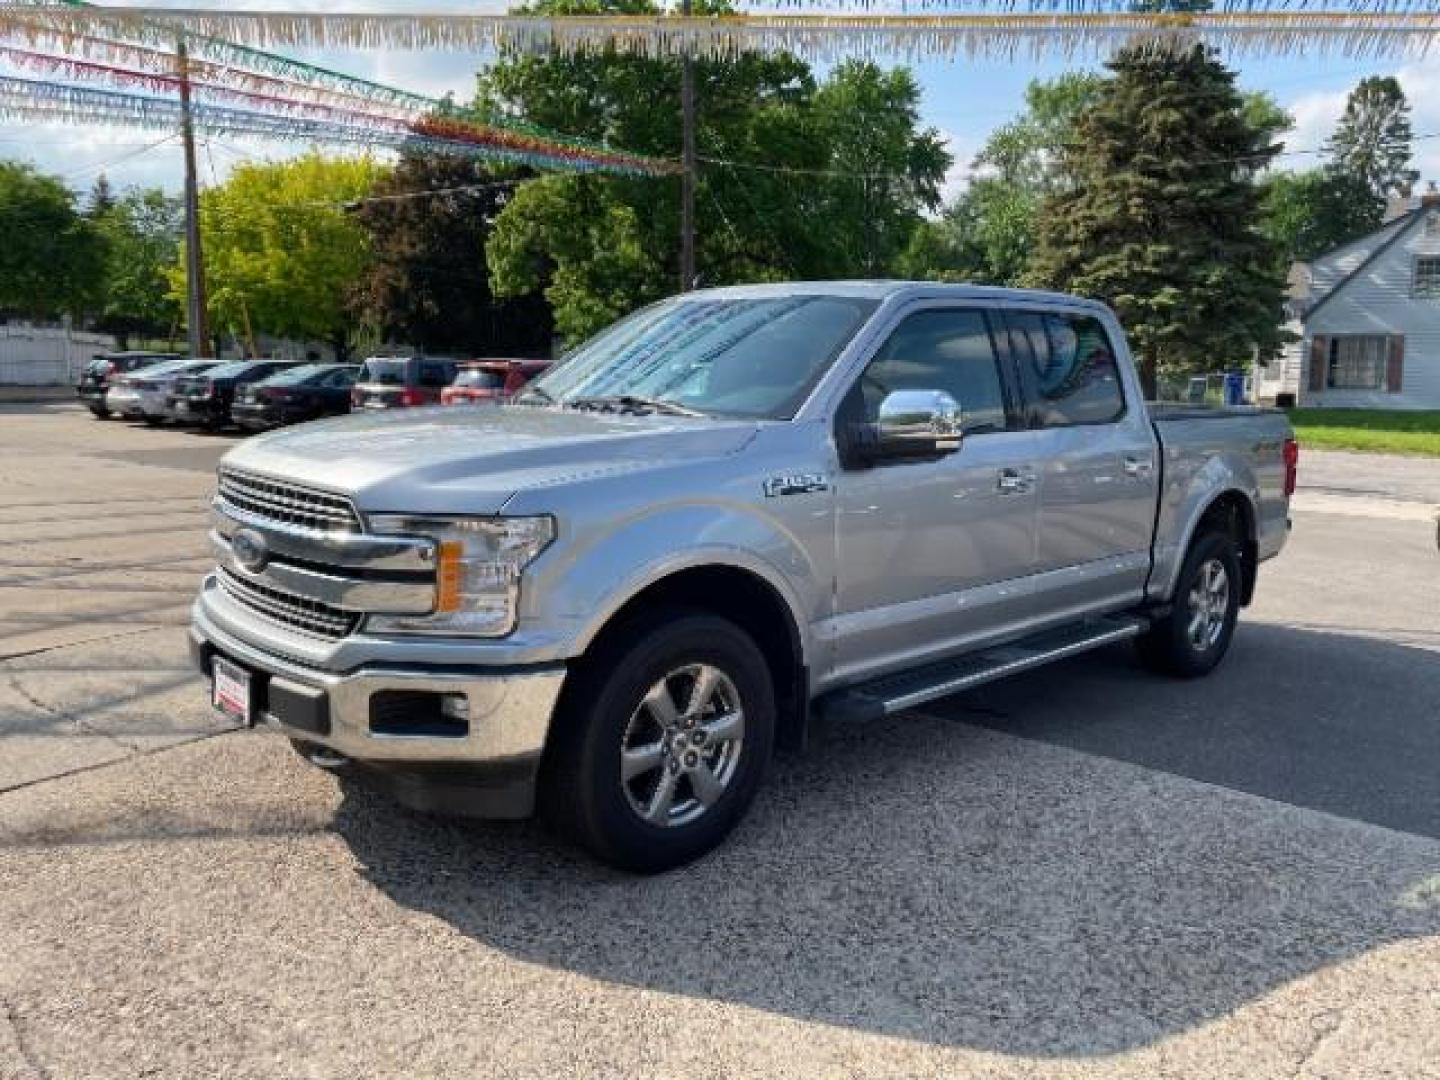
[0,2,678,176]
[2,2,1439,63]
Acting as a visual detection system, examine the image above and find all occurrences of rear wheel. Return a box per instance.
[542,611,775,873]
[142,415,163,427]
[89,406,111,419]
[1136,530,1241,678]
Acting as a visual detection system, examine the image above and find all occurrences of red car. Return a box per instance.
[440,359,551,405]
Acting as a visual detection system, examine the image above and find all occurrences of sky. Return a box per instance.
[2,2,1438,205]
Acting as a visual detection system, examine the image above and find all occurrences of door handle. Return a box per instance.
[997,468,1035,495]
[1123,456,1154,477]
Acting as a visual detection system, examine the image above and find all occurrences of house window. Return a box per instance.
[1328,336,1389,390]
[1414,256,1440,299]
[1426,213,1440,238]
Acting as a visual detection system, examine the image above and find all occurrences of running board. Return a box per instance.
[817,616,1148,724]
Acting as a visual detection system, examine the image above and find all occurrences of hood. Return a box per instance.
[220,404,761,515]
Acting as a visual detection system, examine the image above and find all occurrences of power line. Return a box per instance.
[59,131,175,181]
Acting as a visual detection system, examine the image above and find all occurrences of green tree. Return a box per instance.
[897,180,1033,285]
[808,61,950,275]
[974,72,1107,196]
[482,0,948,340]
[1027,45,1287,395]
[351,153,552,354]
[86,173,117,218]
[1326,75,1419,199]
[0,161,106,320]
[94,188,182,347]
[176,153,386,359]
[1259,167,1384,265]
[903,73,1103,286]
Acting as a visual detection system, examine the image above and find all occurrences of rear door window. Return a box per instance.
[1007,311,1126,427]
[360,359,408,385]
[418,362,451,388]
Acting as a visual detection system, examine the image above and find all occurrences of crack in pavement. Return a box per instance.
[0,726,239,799]
[0,623,177,663]
[1,997,49,1080]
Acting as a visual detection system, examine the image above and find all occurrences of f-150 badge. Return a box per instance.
[763,473,829,497]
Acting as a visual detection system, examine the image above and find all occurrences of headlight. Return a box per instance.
[366,515,554,637]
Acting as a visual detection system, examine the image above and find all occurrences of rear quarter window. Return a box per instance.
[1009,311,1126,427]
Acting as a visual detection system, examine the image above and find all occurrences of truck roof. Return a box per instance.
[690,280,1111,313]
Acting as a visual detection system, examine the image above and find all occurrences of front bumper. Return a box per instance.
[231,402,294,429]
[106,388,144,415]
[190,599,567,817]
[168,397,226,423]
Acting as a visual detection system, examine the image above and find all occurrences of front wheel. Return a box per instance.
[542,611,775,873]
[1136,530,1241,678]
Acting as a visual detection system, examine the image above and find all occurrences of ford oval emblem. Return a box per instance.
[231,527,269,574]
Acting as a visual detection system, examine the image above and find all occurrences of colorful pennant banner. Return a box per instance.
[0,75,677,175]
[3,3,1440,60]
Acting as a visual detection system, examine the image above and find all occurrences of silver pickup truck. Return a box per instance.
[191,282,1296,871]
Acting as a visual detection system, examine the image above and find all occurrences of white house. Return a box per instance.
[1259,190,1440,409]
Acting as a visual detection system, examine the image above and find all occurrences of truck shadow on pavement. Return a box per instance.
[333,623,1440,1057]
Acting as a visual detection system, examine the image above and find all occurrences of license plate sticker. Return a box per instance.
[212,656,253,726]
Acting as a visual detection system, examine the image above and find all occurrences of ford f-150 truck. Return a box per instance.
[191,283,1296,872]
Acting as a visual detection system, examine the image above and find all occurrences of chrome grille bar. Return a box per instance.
[217,468,360,533]
[217,566,358,640]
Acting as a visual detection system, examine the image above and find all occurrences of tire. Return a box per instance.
[142,415,164,427]
[1136,530,1242,678]
[89,406,111,420]
[542,610,776,873]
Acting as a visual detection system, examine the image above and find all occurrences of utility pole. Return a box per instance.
[177,35,211,357]
[679,0,696,292]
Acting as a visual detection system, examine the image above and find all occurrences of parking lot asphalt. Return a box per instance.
[1,403,1437,1079]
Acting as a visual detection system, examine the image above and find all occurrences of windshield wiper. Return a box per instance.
[568,395,707,418]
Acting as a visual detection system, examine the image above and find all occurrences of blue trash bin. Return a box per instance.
[1222,372,1246,406]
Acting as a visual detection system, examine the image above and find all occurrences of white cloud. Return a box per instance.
[1279,59,1440,181]
[937,128,982,207]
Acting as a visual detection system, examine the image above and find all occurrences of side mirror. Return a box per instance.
[846,389,962,467]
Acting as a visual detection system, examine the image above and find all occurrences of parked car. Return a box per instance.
[193,282,1296,873]
[107,359,224,425]
[75,351,179,418]
[350,355,459,410]
[232,364,360,431]
[167,359,301,429]
[440,359,551,406]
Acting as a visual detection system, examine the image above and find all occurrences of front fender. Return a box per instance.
[523,500,827,667]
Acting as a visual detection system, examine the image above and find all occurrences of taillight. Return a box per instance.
[399,387,425,407]
[351,387,363,406]
[1282,437,1299,497]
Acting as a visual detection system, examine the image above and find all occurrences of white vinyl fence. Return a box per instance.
[0,326,117,386]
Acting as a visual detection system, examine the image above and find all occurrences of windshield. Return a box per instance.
[131,359,191,378]
[204,362,254,380]
[263,364,330,386]
[528,295,879,419]
[359,359,409,385]
[454,368,506,389]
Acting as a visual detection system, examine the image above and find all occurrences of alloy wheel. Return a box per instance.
[619,663,746,828]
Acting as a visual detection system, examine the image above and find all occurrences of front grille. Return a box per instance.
[217,469,360,533]
[217,567,358,640]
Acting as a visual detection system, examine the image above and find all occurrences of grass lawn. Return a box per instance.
[1287,409,1440,457]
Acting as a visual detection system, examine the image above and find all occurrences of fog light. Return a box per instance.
[440,694,470,722]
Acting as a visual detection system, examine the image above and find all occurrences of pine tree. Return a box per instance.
[87,173,117,218]
[1325,76,1419,200]
[1027,44,1287,396]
